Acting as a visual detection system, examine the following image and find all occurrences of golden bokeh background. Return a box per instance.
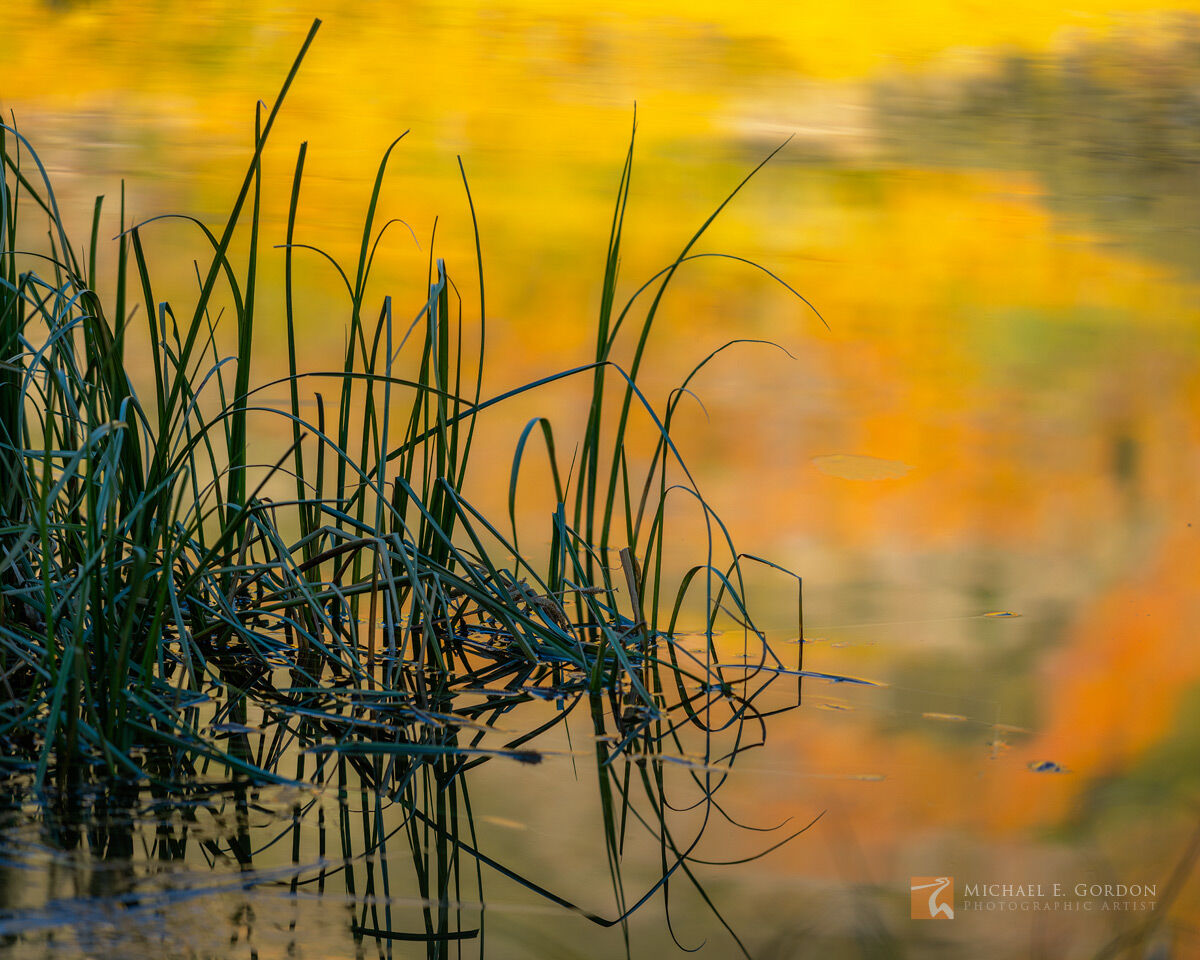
[4,2,1199,954]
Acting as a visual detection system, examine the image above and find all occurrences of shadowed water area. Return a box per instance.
[2,2,1200,957]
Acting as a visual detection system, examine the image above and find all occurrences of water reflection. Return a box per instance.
[3,1,1200,956]
[0,664,817,958]
[874,19,1200,277]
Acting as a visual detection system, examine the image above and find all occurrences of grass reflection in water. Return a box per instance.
[0,19,830,957]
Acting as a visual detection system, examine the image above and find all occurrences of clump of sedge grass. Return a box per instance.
[0,20,827,955]
[0,16,823,783]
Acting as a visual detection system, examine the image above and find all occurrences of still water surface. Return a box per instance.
[3,1,1200,956]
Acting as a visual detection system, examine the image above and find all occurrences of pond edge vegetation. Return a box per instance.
[0,18,830,956]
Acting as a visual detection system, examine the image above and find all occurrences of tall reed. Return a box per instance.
[0,18,819,807]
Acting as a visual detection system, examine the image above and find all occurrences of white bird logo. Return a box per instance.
[911,877,955,919]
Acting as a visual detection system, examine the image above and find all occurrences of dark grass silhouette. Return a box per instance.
[0,19,830,956]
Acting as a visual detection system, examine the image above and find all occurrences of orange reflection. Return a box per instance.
[3,2,1200,950]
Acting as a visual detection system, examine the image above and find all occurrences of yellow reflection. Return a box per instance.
[3,1,1199,949]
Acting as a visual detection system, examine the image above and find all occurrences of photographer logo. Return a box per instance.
[911,877,955,919]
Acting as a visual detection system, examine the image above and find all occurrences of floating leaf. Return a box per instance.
[1028,760,1069,773]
